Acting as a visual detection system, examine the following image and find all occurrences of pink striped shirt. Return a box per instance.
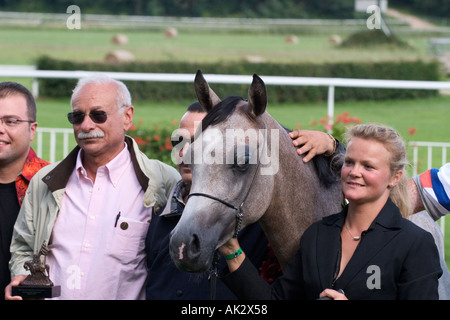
[47,144,152,299]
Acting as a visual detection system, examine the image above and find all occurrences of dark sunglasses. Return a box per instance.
[67,110,109,125]
[171,135,195,148]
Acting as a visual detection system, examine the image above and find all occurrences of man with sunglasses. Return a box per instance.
[6,75,179,300]
[0,82,49,300]
[145,102,274,300]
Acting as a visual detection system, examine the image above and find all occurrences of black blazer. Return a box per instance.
[222,199,442,300]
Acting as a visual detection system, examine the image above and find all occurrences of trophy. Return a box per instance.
[12,241,61,299]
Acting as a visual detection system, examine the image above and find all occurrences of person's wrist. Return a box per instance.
[225,247,243,260]
[324,133,337,156]
[225,250,246,272]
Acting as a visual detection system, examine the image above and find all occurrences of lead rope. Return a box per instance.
[208,251,219,300]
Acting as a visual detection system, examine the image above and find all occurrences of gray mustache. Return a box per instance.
[77,131,105,139]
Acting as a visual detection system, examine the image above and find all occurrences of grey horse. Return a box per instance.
[169,70,344,273]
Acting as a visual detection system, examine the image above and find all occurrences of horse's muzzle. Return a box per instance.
[169,230,214,273]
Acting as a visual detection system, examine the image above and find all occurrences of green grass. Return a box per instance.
[0,26,434,65]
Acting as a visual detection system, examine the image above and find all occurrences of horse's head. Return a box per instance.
[169,70,275,272]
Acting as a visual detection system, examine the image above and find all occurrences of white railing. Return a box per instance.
[35,127,73,163]
[2,68,450,131]
[410,141,450,176]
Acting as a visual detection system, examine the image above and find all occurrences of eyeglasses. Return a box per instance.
[0,116,34,127]
[67,110,110,125]
[171,135,195,148]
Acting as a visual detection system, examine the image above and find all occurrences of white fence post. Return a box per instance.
[327,85,335,134]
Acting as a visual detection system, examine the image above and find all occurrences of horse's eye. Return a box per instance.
[233,153,251,172]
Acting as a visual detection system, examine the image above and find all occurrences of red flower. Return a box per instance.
[351,117,361,124]
[408,127,417,136]
[134,137,146,146]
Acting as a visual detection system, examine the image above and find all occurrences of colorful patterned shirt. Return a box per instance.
[15,148,50,206]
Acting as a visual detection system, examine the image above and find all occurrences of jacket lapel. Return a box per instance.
[334,199,403,289]
[317,211,345,289]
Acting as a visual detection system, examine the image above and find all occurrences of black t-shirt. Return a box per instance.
[0,182,20,300]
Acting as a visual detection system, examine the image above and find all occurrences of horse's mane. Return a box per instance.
[200,96,343,188]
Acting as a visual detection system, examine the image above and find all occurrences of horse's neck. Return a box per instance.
[259,116,330,269]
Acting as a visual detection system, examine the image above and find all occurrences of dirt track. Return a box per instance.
[384,8,437,30]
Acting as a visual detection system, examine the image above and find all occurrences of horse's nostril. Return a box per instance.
[188,233,201,258]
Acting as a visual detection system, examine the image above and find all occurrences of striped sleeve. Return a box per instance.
[415,163,450,220]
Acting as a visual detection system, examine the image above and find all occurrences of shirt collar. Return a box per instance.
[76,142,129,187]
[19,147,47,182]
[160,180,189,217]
[323,198,402,231]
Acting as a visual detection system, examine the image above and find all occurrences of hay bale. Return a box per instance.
[111,34,129,45]
[285,35,298,44]
[329,34,342,45]
[104,50,135,63]
[164,28,178,38]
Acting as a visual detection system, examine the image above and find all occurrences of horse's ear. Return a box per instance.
[248,74,267,117]
[194,70,221,113]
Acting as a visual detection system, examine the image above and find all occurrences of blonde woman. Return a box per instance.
[220,123,442,300]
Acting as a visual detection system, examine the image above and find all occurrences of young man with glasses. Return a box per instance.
[6,75,179,300]
[0,82,49,300]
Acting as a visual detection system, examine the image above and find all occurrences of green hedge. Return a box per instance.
[36,56,441,103]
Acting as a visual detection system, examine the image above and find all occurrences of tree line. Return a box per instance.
[1,0,447,20]
[0,0,356,18]
[393,0,450,19]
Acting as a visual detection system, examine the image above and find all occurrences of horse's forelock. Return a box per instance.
[201,96,256,132]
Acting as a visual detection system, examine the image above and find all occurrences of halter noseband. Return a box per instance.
[188,123,266,238]
[188,192,244,238]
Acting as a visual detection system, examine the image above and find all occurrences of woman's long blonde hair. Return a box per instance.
[344,123,412,217]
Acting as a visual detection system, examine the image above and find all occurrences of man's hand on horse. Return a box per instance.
[289,130,335,163]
